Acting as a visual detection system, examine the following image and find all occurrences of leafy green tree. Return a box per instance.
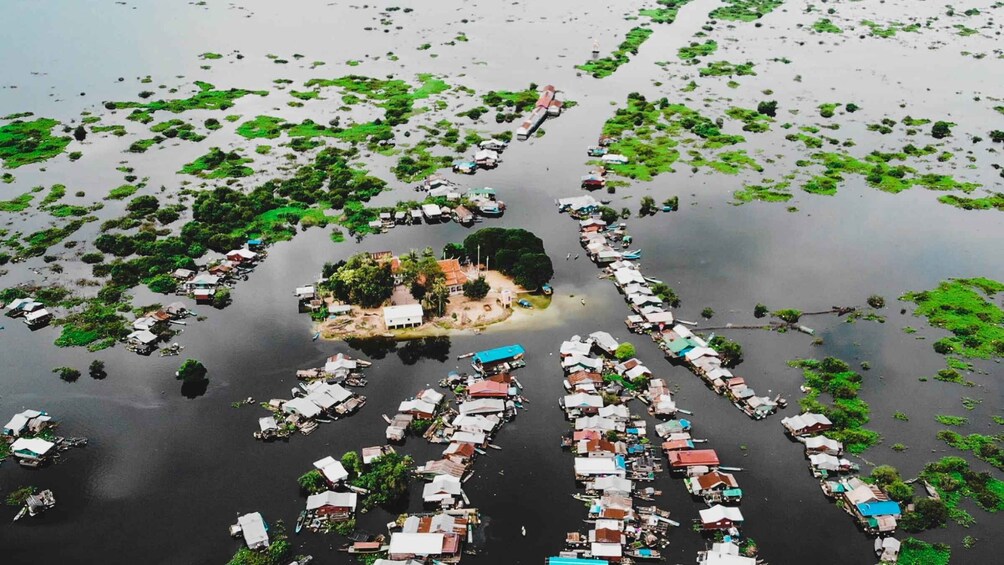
[870,465,901,486]
[126,195,160,218]
[340,451,361,478]
[73,125,87,142]
[757,100,778,117]
[867,295,885,308]
[709,336,743,368]
[701,307,714,319]
[351,452,414,509]
[212,287,231,309]
[900,498,947,531]
[754,303,768,318]
[931,121,952,139]
[638,196,657,216]
[327,253,395,308]
[990,130,1004,143]
[146,274,177,294]
[651,283,680,307]
[298,469,327,494]
[463,276,490,300]
[177,359,207,382]
[88,360,107,379]
[423,281,450,317]
[615,342,636,360]
[53,367,81,382]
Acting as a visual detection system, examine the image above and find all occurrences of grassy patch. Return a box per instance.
[734,181,793,203]
[639,0,695,24]
[236,115,287,139]
[936,431,1004,471]
[577,27,654,78]
[678,40,718,61]
[0,191,35,212]
[935,415,969,426]
[0,117,72,168]
[105,81,267,119]
[898,538,950,565]
[699,61,756,77]
[106,184,138,200]
[900,278,1004,359]
[709,0,784,22]
[179,148,254,178]
[812,19,842,34]
[938,193,1004,211]
[788,357,879,453]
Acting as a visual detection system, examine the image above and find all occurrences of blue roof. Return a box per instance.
[472,344,525,365]
[548,558,608,565]
[614,454,626,470]
[247,238,263,245]
[635,549,656,557]
[856,501,901,517]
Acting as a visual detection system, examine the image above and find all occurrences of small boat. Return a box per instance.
[541,284,553,295]
[312,332,320,341]
[521,526,526,536]
[622,249,642,260]
[662,205,674,212]
[457,352,475,360]
[628,548,662,560]
[295,510,307,534]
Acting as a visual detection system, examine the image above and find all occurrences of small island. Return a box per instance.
[301,228,554,339]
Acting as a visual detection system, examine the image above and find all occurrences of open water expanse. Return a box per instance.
[1,1,1002,563]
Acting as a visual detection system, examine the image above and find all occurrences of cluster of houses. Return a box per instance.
[255,354,369,440]
[175,242,263,302]
[451,139,508,174]
[410,345,527,509]
[125,301,193,354]
[549,331,766,565]
[370,180,506,232]
[2,409,85,468]
[781,412,903,550]
[4,296,53,329]
[384,508,481,563]
[556,198,783,421]
[516,84,564,141]
[552,334,679,563]
[579,139,630,190]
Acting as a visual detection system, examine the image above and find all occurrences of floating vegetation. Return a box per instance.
[149,119,206,142]
[861,20,921,38]
[699,60,756,77]
[179,148,253,178]
[200,52,222,60]
[938,193,1004,211]
[897,538,950,565]
[577,27,654,78]
[677,39,718,61]
[812,19,843,34]
[22,219,88,257]
[0,191,35,212]
[921,456,1004,514]
[818,103,841,118]
[91,124,127,136]
[638,0,694,24]
[936,432,1004,471]
[900,278,1004,359]
[106,184,138,200]
[935,415,969,426]
[709,0,784,22]
[788,357,880,453]
[733,180,793,203]
[236,115,287,139]
[0,117,72,168]
[105,81,267,123]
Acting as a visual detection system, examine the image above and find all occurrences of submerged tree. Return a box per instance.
[177,359,208,382]
[88,360,107,379]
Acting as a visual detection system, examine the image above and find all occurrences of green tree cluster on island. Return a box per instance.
[449,228,554,290]
[323,253,395,308]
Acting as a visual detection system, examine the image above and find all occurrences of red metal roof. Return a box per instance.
[668,449,720,468]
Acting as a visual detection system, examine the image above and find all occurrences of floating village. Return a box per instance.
[2,3,1002,565]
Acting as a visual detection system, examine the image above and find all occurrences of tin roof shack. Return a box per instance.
[566,371,604,392]
[313,456,350,486]
[467,380,509,398]
[422,474,463,507]
[557,195,600,215]
[471,344,526,375]
[875,537,901,562]
[699,505,744,531]
[11,437,55,467]
[226,248,258,265]
[453,205,475,226]
[803,435,844,456]
[24,308,52,329]
[685,471,741,504]
[388,532,447,561]
[562,393,604,418]
[231,512,270,550]
[384,304,424,329]
[843,483,901,533]
[697,542,757,565]
[575,456,627,481]
[781,413,833,437]
[667,449,720,474]
[306,491,358,522]
[4,409,51,437]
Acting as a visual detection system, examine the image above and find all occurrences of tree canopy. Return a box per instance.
[325,253,395,307]
[459,228,554,289]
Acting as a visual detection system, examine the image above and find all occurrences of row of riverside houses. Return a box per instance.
[555,195,784,420]
[253,353,370,440]
[550,333,678,564]
[515,84,564,141]
[554,194,764,561]
[370,181,508,232]
[451,138,507,174]
[2,408,87,470]
[780,413,904,560]
[4,296,53,329]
